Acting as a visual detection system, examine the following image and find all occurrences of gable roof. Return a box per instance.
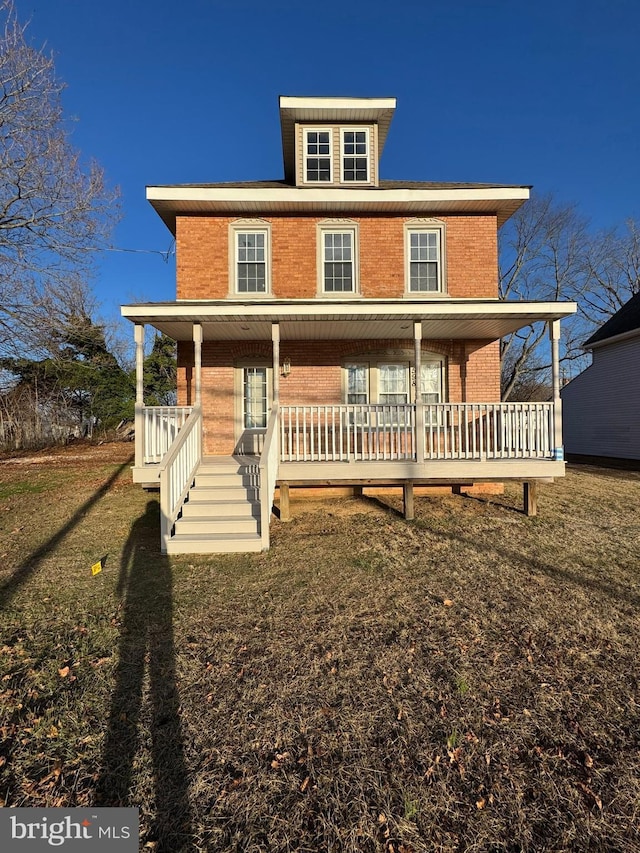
[584,291,640,348]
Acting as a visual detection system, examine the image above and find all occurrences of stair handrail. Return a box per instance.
[159,404,202,552]
[259,403,280,551]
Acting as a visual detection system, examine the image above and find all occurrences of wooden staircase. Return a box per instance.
[165,456,263,554]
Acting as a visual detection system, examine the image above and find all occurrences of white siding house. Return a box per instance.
[562,293,640,462]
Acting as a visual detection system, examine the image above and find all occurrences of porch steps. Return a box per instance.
[165,456,262,554]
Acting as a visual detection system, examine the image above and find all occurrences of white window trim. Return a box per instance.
[342,355,446,405]
[302,127,334,185]
[316,220,359,296]
[404,219,447,296]
[340,127,371,184]
[228,220,272,297]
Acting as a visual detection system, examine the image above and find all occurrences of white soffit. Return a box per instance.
[147,185,531,233]
[122,300,576,342]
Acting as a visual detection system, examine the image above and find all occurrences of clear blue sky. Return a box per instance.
[19,0,640,340]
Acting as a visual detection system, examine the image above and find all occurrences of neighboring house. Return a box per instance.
[562,292,640,462]
[122,95,576,554]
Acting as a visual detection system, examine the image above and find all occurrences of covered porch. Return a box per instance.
[122,298,576,551]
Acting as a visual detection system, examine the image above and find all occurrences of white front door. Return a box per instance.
[236,365,270,455]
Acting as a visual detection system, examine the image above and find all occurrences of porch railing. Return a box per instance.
[259,404,280,550]
[159,406,202,552]
[280,405,415,462]
[143,406,193,464]
[280,403,555,463]
[424,403,554,460]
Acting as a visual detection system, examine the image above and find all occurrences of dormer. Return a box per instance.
[279,96,396,188]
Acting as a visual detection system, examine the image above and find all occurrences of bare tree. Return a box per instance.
[0,0,118,359]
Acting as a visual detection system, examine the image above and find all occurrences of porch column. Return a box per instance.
[193,323,203,406]
[134,323,145,469]
[549,320,563,459]
[414,321,425,463]
[272,322,280,405]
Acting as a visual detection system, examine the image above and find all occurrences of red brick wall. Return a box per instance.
[175,214,499,300]
[177,338,500,455]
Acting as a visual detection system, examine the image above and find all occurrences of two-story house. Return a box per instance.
[122,96,576,554]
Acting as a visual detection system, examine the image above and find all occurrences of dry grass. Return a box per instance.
[1,443,639,852]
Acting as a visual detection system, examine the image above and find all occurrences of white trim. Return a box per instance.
[586,327,640,350]
[301,126,333,184]
[340,127,371,184]
[228,220,271,296]
[148,185,530,205]
[404,219,447,295]
[316,220,360,296]
[280,96,397,112]
[123,299,576,323]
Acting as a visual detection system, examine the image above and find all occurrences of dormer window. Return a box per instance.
[341,128,369,182]
[304,129,332,182]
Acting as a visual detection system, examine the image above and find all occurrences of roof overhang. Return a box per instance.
[279,96,397,183]
[586,327,640,350]
[147,185,530,234]
[122,298,576,343]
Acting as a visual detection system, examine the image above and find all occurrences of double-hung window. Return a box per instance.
[405,222,445,294]
[230,221,271,295]
[341,128,369,182]
[304,129,332,183]
[346,364,369,404]
[379,364,409,405]
[318,223,358,294]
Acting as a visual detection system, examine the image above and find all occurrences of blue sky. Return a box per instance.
[19,0,640,340]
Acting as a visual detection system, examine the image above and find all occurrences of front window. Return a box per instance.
[322,230,355,293]
[420,361,442,404]
[243,367,268,428]
[305,129,332,182]
[379,364,409,405]
[341,129,369,182]
[346,364,368,404]
[236,231,267,293]
[405,223,446,294]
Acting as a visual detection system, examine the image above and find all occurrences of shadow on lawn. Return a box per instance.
[0,458,133,610]
[95,500,192,852]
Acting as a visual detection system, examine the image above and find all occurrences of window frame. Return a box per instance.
[302,127,334,184]
[340,127,370,184]
[228,220,272,297]
[317,221,359,296]
[404,220,447,296]
[342,355,446,408]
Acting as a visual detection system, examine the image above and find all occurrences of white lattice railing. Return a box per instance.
[259,405,280,550]
[280,405,415,462]
[143,406,193,464]
[159,406,202,551]
[279,403,555,463]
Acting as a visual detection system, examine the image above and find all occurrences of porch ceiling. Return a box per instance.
[122,299,577,342]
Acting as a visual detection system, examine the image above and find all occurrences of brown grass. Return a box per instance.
[1,444,639,852]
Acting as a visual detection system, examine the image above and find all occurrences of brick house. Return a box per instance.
[122,96,576,554]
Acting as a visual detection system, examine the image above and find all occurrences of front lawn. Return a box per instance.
[1,443,639,852]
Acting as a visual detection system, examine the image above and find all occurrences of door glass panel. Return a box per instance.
[243,367,267,428]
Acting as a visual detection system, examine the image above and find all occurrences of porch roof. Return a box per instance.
[121,298,577,343]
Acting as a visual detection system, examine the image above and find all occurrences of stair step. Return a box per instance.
[188,485,259,501]
[181,499,260,519]
[174,515,259,535]
[195,472,259,487]
[165,532,262,554]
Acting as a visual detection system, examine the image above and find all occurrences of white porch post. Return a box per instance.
[134,323,145,469]
[550,319,563,459]
[414,321,425,463]
[193,323,203,406]
[272,322,280,405]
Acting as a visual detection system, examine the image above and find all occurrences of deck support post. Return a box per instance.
[414,321,425,463]
[193,323,203,406]
[134,323,145,469]
[549,319,563,460]
[279,482,290,521]
[524,481,538,516]
[403,481,415,520]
